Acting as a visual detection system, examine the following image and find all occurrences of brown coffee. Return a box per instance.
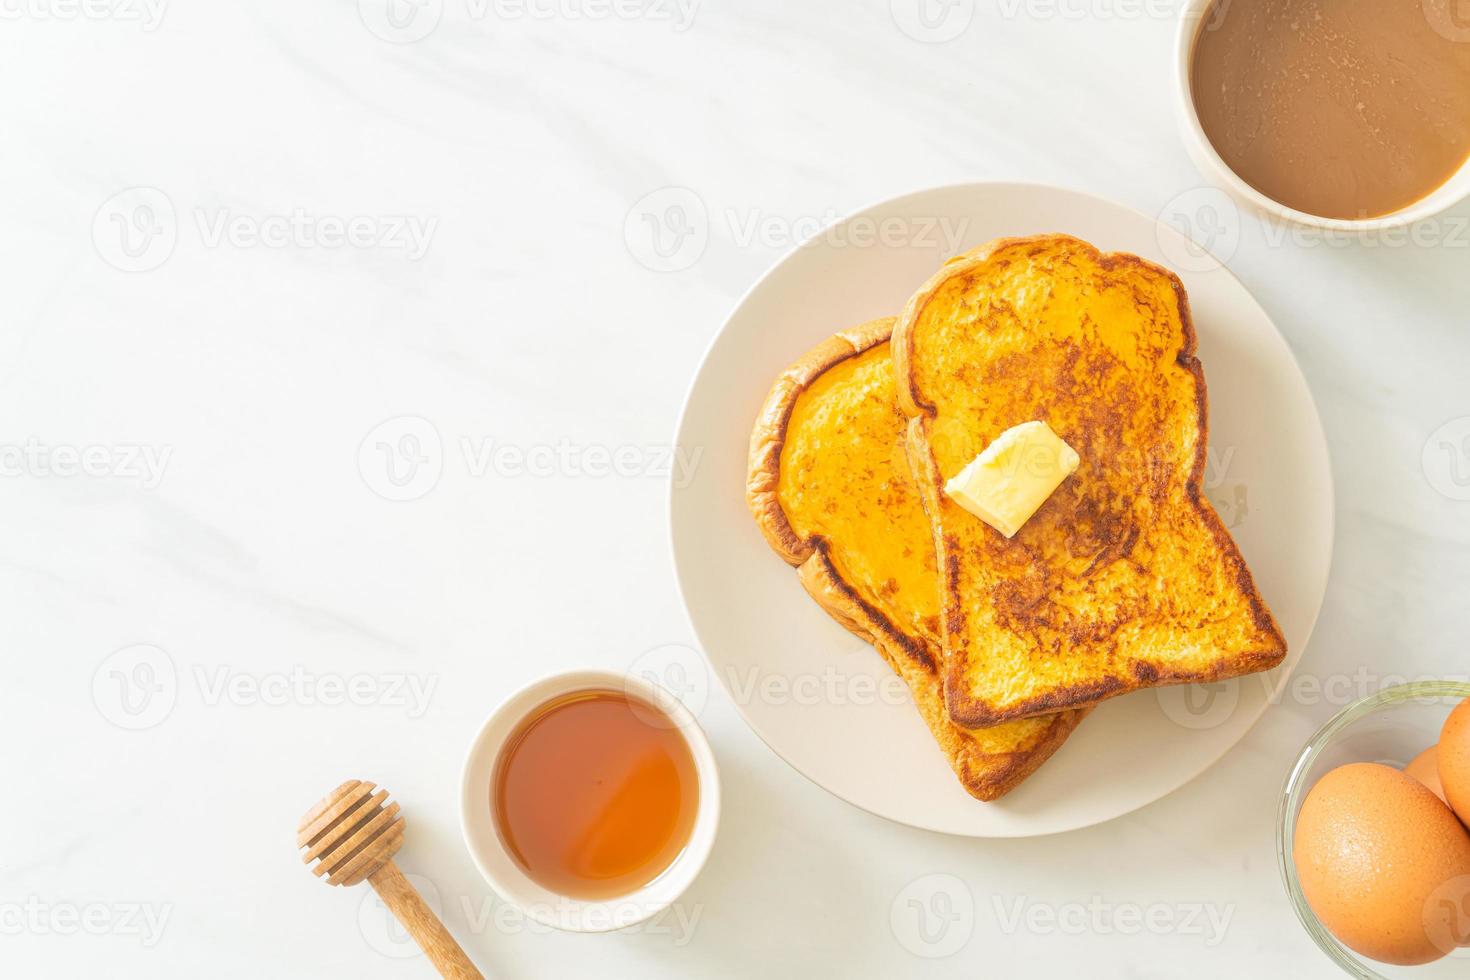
[1191,0,1470,220]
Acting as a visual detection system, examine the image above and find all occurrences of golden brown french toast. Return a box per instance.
[747,318,1085,801]
[894,235,1287,728]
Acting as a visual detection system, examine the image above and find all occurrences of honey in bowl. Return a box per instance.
[492,689,699,901]
[1191,0,1470,220]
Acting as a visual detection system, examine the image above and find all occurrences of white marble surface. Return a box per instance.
[3,1,1469,977]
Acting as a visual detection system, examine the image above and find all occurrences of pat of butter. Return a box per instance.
[944,421,1080,538]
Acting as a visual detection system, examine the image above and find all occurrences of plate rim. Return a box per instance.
[668,180,1336,838]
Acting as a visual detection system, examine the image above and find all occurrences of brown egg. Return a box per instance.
[1294,763,1470,966]
[1406,746,1449,803]
[1439,697,1470,825]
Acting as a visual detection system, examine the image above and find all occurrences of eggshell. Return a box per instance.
[1439,697,1470,825]
[1406,746,1448,803]
[1294,763,1470,966]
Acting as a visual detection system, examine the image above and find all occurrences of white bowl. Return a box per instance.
[459,669,720,932]
[1173,0,1470,231]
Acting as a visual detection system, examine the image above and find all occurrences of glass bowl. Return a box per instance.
[1278,681,1470,978]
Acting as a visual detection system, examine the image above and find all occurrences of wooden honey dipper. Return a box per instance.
[298,780,484,980]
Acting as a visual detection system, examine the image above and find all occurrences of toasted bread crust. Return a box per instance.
[748,318,895,567]
[796,546,1085,801]
[894,235,1288,727]
[748,317,1085,801]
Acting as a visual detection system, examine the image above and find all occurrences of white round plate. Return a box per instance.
[670,183,1333,837]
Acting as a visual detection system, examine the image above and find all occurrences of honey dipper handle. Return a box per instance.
[367,860,484,980]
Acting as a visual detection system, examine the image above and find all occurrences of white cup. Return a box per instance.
[459,668,721,933]
[1174,0,1470,231]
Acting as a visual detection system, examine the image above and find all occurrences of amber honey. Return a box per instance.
[491,689,699,900]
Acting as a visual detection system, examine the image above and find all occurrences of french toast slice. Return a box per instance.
[748,317,1086,801]
[893,235,1287,728]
